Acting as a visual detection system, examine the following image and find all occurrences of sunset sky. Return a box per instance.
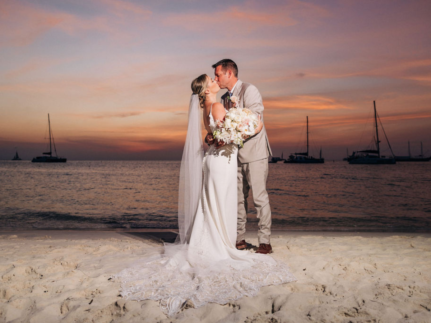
[1,0,430,160]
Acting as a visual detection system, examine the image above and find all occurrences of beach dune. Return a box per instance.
[0,231,430,323]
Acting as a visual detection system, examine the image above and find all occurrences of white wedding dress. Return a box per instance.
[115,102,296,316]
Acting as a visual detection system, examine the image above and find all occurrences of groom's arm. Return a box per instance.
[243,85,264,116]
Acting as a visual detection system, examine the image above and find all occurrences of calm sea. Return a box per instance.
[0,160,430,232]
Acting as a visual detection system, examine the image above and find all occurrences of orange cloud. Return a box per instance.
[0,1,63,46]
[266,58,431,87]
[4,57,78,79]
[68,111,146,119]
[0,66,185,104]
[264,95,351,111]
[98,0,152,18]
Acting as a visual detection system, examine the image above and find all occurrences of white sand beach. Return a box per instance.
[1,230,430,323]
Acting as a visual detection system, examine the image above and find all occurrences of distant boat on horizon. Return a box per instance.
[268,152,285,163]
[284,116,324,164]
[343,148,349,161]
[12,148,22,161]
[395,141,430,162]
[347,101,396,165]
[32,114,67,163]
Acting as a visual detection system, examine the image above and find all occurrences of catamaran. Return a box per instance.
[32,114,67,163]
[395,141,430,162]
[347,101,395,164]
[284,116,324,164]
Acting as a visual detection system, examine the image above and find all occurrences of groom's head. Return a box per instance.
[212,59,238,91]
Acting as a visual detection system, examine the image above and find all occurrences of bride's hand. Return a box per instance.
[205,133,215,145]
[215,139,226,149]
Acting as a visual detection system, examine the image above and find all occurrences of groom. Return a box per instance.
[208,59,273,254]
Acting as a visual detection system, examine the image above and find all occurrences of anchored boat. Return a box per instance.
[32,114,67,163]
[347,101,395,165]
[284,116,324,164]
[269,153,285,163]
[12,148,22,160]
[395,141,430,162]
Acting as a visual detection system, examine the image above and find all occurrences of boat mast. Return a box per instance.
[421,141,423,157]
[306,116,309,156]
[408,141,411,157]
[374,101,380,158]
[48,114,52,156]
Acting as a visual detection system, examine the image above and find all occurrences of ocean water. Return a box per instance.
[0,160,430,232]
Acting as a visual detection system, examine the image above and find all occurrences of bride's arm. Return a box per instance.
[203,114,212,134]
[211,102,226,122]
[211,103,227,148]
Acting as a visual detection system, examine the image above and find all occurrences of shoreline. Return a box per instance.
[2,229,431,237]
[2,226,431,233]
[1,230,430,322]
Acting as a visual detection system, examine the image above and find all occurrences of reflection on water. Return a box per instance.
[0,161,430,231]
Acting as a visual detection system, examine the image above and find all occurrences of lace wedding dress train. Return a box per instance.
[115,102,296,316]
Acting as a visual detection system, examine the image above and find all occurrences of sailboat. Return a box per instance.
[12,148,22,160]
[348,101,395,164]
[395,141,431,162]
[32,114,67,163]
[284,116,324,164]
[343,148,349,161]
[268,152,285,163]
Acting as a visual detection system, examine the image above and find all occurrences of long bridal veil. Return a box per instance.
[177,94,203,244]
[114,94,296,317]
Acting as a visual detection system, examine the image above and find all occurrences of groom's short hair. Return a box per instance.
[212,59,238,77]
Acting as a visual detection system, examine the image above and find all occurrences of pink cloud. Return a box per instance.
[0,0,152,47]
[162,0,329,34]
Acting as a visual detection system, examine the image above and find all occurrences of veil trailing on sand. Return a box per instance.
[177,94,203,244]
[113,94,296,317]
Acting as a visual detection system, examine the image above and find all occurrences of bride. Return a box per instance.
[115,74,296,316]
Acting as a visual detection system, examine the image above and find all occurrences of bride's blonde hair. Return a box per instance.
[191,74,209,109]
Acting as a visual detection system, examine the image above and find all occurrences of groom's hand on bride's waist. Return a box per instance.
[205,133,215,145]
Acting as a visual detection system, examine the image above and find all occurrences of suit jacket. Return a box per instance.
[221,80,272,163]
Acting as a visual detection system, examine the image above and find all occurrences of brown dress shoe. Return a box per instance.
[236,240,247,250]
[256,243,273,254]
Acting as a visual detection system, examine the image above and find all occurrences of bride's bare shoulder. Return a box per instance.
[211,102,225,120]
[211,102,224,112]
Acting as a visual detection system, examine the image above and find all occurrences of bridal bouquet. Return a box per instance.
[213,107,259,148]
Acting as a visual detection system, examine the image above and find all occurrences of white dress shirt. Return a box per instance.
[229,81,238,96]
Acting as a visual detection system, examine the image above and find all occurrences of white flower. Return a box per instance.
[224,118,232,129]
[212,107,259,148]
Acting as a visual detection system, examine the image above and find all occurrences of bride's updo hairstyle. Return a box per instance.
[191,74,209,109]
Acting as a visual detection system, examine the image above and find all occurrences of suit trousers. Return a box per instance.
[237,158,272,244]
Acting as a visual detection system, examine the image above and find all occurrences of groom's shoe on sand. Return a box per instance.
[236,240,247,250]
[256,243,273,254]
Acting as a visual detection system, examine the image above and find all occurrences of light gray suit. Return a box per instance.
[221,80,273,244]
